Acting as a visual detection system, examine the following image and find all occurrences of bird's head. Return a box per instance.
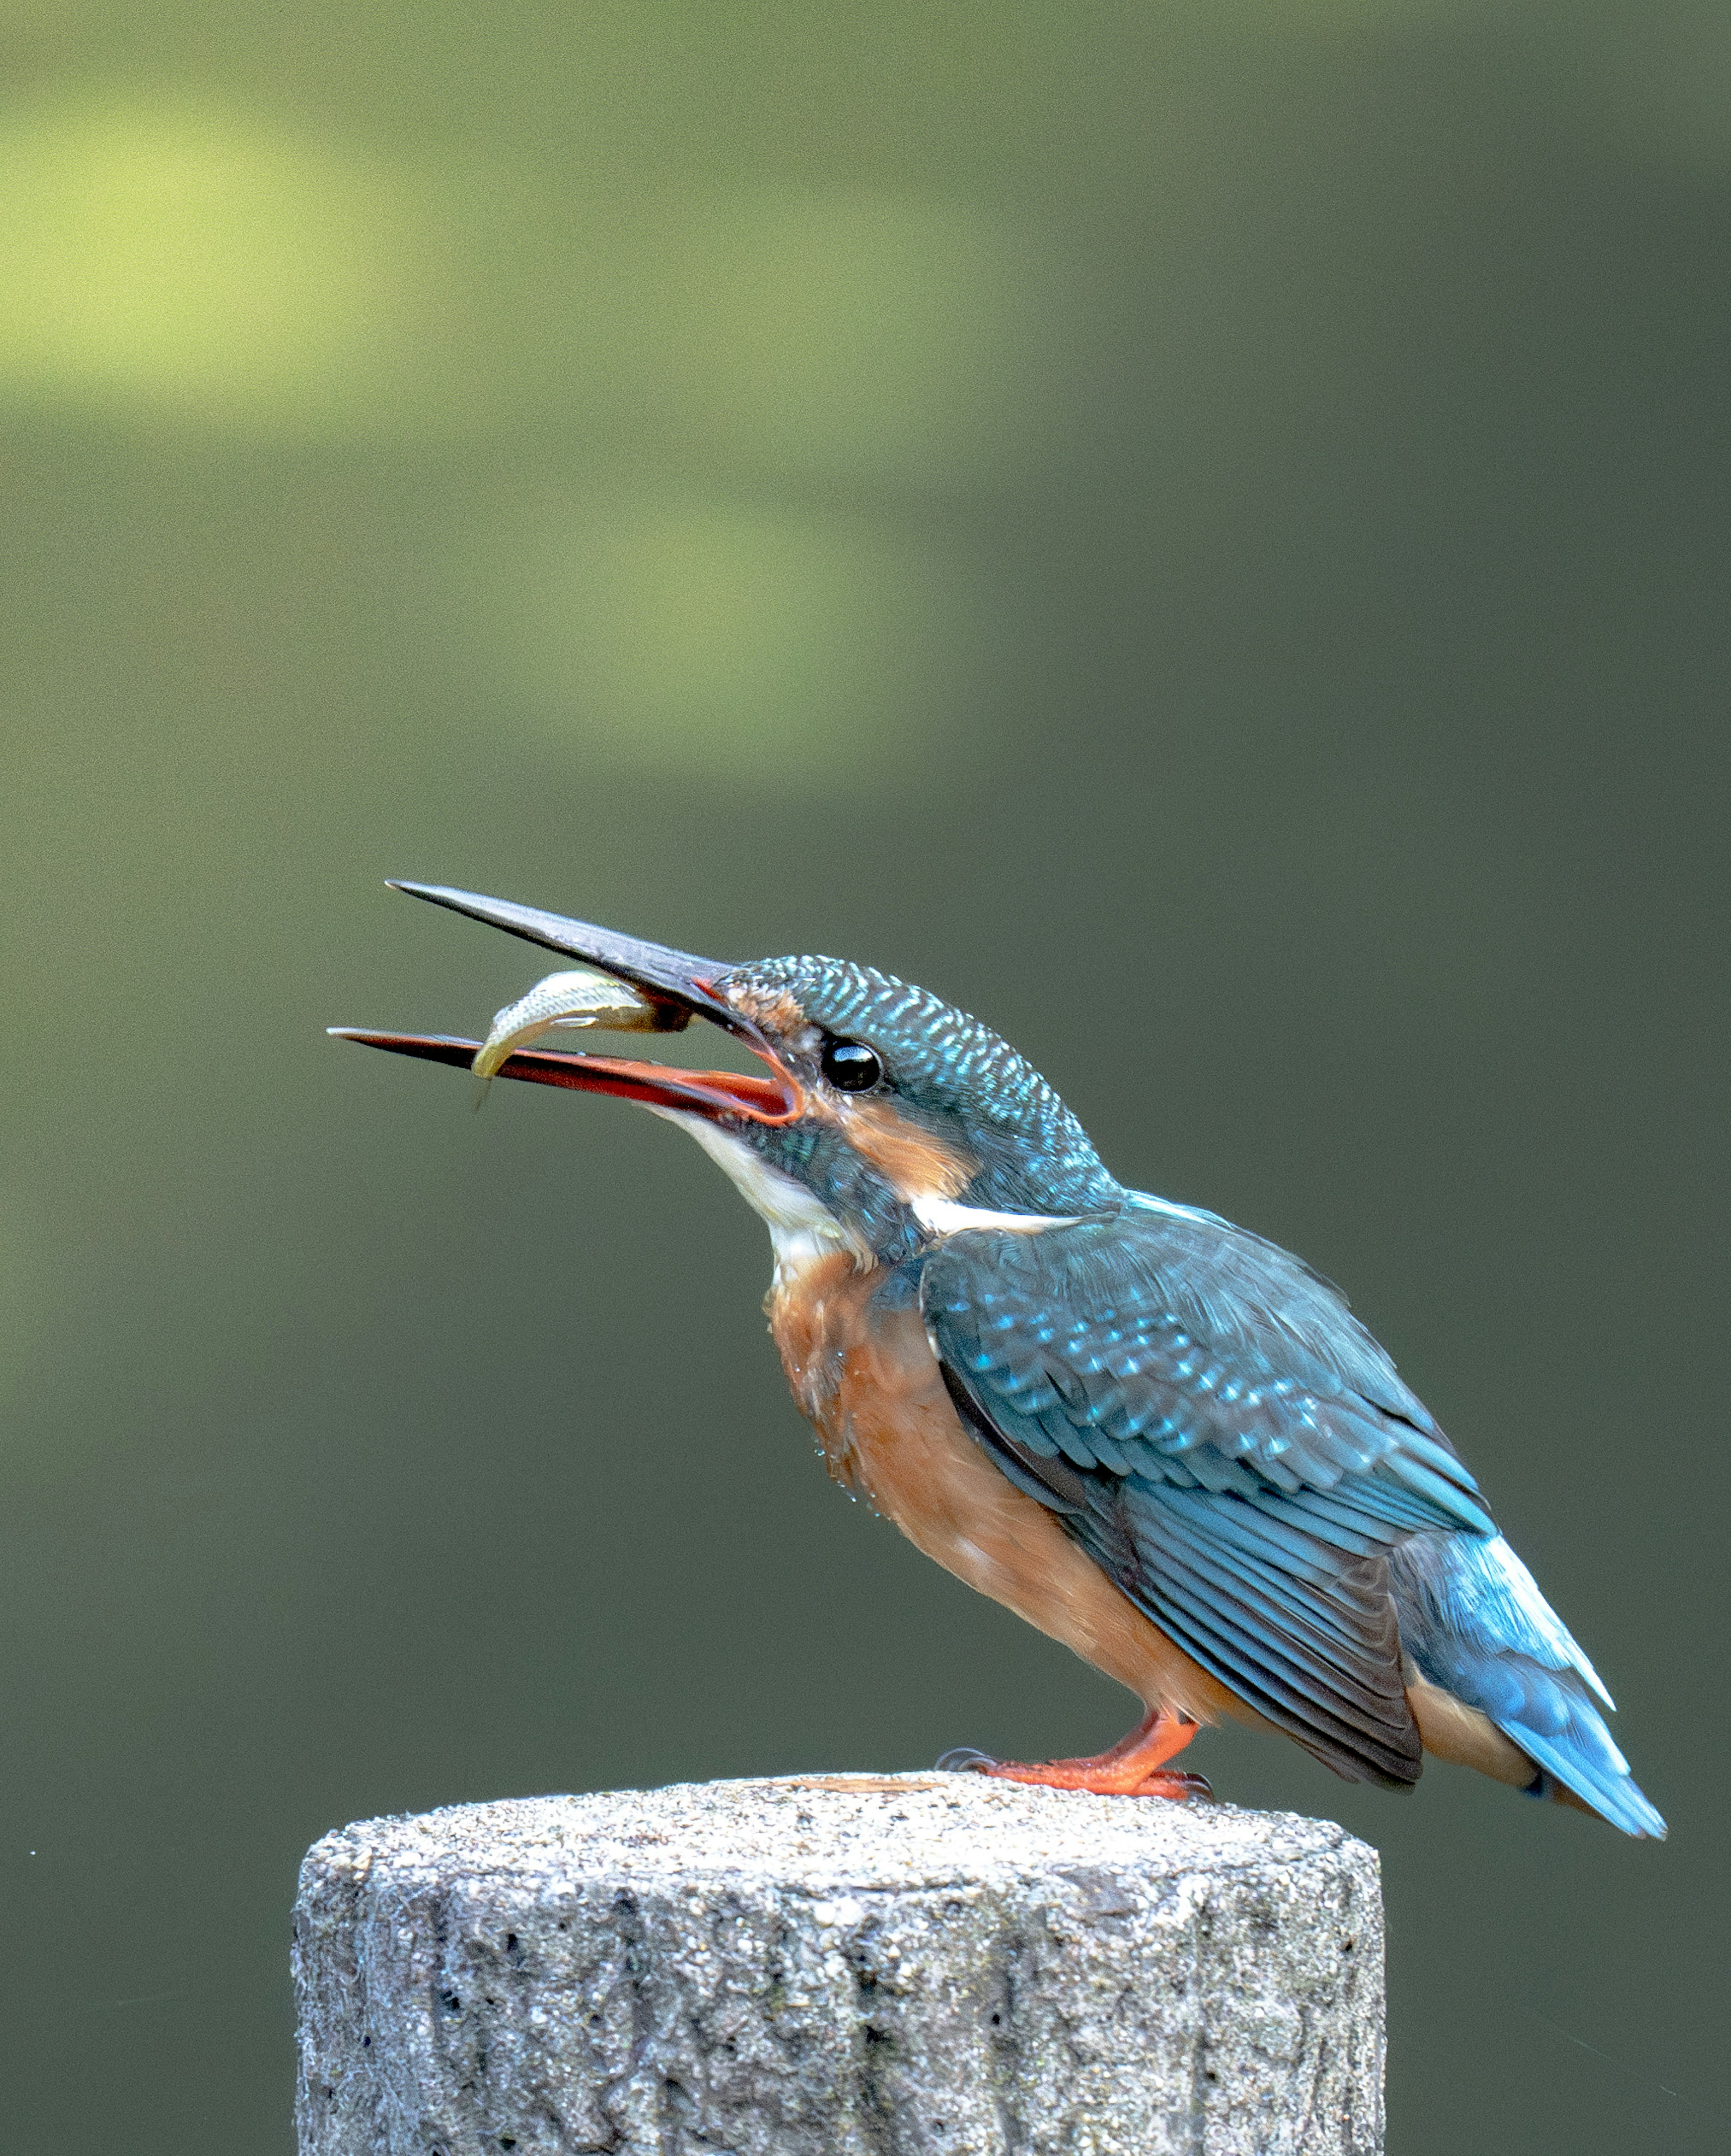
[336,884,1120,1269]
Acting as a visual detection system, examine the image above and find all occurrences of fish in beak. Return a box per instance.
[330,882,801,1124]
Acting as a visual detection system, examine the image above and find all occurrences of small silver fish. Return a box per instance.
[472,967,681,1083]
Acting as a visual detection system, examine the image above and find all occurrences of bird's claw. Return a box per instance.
[933,1746,1212,1801]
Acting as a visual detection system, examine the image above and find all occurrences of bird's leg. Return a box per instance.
[941,1707,1211,1800]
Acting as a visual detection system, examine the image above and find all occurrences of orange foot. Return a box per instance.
[938,1707,1211,1800]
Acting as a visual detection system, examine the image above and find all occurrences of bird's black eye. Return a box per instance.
[821,1038,882,1092]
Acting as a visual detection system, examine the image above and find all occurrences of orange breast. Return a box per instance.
[767,1254,1251,1728]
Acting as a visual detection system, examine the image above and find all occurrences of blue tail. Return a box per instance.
[1389,1532,1666,1839]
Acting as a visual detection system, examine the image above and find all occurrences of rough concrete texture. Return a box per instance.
[294,1774,1383,2156]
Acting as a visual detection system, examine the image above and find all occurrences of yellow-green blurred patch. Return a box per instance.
[0,89,443,425]
[448,488,1000,781]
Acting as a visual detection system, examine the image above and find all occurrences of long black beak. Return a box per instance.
[385,881,744,1035]
[331,882,801,1124]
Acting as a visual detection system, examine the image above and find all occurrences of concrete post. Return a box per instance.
[294,1774,1383,2156]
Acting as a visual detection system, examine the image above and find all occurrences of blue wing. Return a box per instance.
[920,1202,1495,1787]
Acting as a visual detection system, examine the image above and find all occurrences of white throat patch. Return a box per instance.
[653,1110,869,1282]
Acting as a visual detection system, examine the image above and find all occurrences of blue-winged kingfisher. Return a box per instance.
[336,882,1664,1837]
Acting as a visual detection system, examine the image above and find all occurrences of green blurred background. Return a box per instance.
[1,3,1724,2148]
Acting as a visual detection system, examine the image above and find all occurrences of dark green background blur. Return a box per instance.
[2,4,1725,2149]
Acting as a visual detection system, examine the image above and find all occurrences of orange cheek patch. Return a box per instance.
[835,1098,976,1203]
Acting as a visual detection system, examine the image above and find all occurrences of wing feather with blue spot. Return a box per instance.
[920,1203,1495,1788]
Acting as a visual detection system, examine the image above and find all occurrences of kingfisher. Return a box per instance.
[335,882,1664,1837]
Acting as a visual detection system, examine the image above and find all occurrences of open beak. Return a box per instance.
[330,882,801,1124]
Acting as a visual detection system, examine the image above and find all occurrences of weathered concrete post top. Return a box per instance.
[294,1775,1383,2156]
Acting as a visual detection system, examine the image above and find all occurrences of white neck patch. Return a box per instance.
[910,1195,1079,1238]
